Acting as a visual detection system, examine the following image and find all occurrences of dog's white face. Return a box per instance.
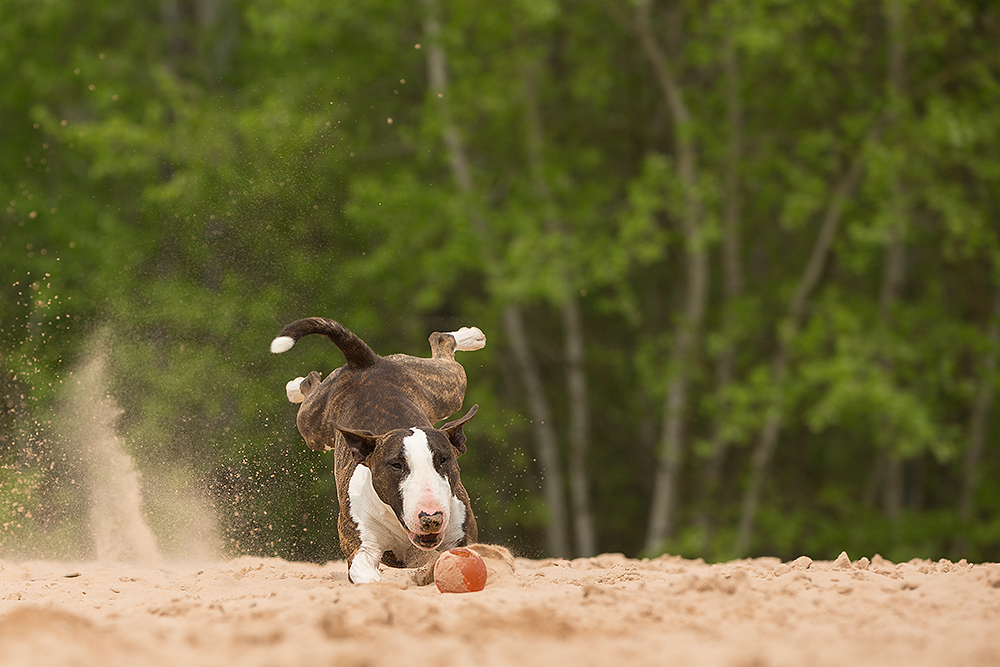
[398,428,456,549]
[344,426,466,552]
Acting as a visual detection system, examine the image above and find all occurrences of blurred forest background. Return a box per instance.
[2,0,999,565]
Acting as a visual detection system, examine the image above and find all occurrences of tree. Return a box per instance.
[634,0,710,555]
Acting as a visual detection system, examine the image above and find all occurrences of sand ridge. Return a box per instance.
[1,547,999,666]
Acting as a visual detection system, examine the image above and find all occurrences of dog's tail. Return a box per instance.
[270,318,379,368]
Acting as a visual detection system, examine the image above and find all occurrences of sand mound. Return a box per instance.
[2,548,998,666]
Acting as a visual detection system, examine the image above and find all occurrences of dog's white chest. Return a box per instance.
[348,465,410,551]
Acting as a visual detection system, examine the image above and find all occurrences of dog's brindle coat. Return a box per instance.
[271,317,479,584]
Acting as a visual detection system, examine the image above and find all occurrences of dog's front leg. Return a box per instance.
[344,465,404,584]
[348,544,384,584]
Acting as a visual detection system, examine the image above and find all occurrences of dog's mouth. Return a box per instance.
[408,531,444,550]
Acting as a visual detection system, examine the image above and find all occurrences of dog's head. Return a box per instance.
[337,404,477,551]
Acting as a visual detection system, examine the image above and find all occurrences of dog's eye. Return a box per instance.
[435,454,452,468]
[388,461,404,471]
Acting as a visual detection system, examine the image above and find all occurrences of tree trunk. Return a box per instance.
[521,53,597,558]
[734,146,870,556]
[956,282,1000,555]
[562,296,596,556]
[502,306,572,558]
[875,221,907,521]
[878,0,908,521]
[635,0,710,554]
[421,0,572,558]
[697,20,744,552]
[160,0,184,72]
[420,0,476,199]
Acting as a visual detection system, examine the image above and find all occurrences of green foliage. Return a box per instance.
[0,464,43,547]
[2,0,999,564]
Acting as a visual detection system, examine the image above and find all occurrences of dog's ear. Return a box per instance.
[336,425,379,463]
[440,404,478,455]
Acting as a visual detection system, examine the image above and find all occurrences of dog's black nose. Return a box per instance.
[418,511,444,531]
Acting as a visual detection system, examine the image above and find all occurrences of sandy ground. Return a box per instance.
[2,546,999,667]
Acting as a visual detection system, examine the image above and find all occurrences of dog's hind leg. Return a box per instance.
[439,327,486,355]
[378,330,482,424]
[284,370,322,403]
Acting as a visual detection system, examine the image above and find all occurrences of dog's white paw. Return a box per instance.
[285,377,306,403]
[448,326,486,351]
[349,555,382,584]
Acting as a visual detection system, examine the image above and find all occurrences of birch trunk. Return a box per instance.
[562,296,596,556]
[878,0,908,521]
[697,23,744,550]
[502,306,572,558]
[420,0,475,198]
[421,0,572,558]
[956,283,1000,554]
[521,55,597,558]
[734,148,870,556]
[878,221,907,521]
[635,0,710,554]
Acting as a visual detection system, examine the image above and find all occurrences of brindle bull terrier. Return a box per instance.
[270,317,485,584]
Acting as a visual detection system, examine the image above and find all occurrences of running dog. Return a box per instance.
[270,317,484,583]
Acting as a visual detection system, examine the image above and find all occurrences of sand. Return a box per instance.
[1,546,999,667]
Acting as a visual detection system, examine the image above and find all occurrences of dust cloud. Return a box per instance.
[2,338,220,563]
[62,350,160,563]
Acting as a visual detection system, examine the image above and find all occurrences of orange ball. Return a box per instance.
[434,547,487,593]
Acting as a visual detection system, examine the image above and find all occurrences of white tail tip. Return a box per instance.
[271,336,295,354]
[286,377,306,403]
[448,326,486,351]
